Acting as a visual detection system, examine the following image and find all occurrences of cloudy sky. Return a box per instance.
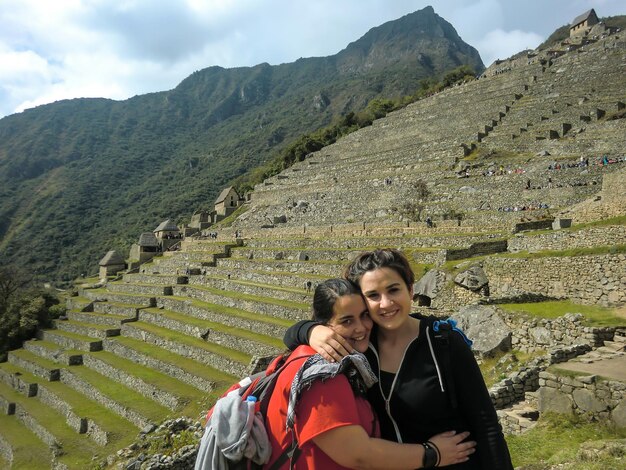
[0,0,623,119]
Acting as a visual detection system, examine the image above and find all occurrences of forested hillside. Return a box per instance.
[0,6,483,283]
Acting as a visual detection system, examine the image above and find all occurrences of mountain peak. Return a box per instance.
[336,6,483,75]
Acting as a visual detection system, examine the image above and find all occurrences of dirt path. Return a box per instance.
[555,355,626,382]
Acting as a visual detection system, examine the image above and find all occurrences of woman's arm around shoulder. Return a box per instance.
[283,321,354,361]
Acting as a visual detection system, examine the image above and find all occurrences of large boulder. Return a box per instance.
[413,269,447,303]
[454,265,489,292]
[450,305,511,357]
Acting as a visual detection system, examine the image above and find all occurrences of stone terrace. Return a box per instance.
[234,35,625,230]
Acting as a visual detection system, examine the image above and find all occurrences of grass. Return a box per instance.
[67,365,171,423]
[142,307,284,349]
[184,282,310,310]
[109,335,236,384]
[0,380,106,469]
[127,321,252,364]
[519,215,626,237]
[439,244,626,275]
[0,413,53,469]
[183,296,295,328]
[498,300,624,327]
[84,350,205,416]
[505,245,626,259]
[478,350,545,388]
[506,412,626,469]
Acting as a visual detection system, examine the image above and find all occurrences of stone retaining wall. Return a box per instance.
[13,403,60,452]
[488,344,592,409]
[38,330,103,353]
[0,395,15,414]
[82,355,181,410]
[120,324,247,378]
[171,285,307,322]
[101,339,215,392]
[23,341,83,366]
[59,369,151,430]
[155,297,287,339]
[484,253,626,306]
[0,368,37,397]
[189,276,309,304]
[538,371,626,428]
[137,310,280,358]
[35,385,88,436]
[0,434,13,467]
[508,225,625,253]
[8,352,60,381]
[500,312,613,352]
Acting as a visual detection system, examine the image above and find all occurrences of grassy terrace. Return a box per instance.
[66,365,171,423]
[141,307,284,349]
[506,412,626,469]
[24,339,83,362]
[499,300,624,327]
[247,229,507,243]
[199,274,311,296]
[125,321,251,364]
[183,282,309,310]
[2,359,138,446]
[440,245,626,274]
[56,318,120,334]
[41,328,102,348]
[83,350,205,415]
[9,348,60,375]
[179,296,295,328]
[98,281,310,311]
[0,379,106,468]
[0,413,52,469]
[247,269,329,280]
[108,335,236,384]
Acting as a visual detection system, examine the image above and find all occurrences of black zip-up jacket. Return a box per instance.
[284,314,513,470]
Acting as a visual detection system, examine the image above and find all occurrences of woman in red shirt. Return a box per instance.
[264,278,475,469]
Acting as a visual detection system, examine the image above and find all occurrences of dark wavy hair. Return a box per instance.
[312,278,361,324]
[344,248,414,290]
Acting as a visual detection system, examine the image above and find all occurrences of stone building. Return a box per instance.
[214,187,241,218]
[98,250,125,279]
[128,232,160,265]
[570,9,599,37]
[153,219,181,251]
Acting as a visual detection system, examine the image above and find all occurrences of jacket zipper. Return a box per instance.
[426,325,446,393]
[369,337,416,444]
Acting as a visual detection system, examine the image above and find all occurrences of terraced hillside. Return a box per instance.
[0,31,625,470]
[234,32,625,228]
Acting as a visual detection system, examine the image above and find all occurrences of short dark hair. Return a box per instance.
[312,278,360,324]
[344,248,414,289]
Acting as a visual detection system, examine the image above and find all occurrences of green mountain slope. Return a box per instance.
[0,6,484,283]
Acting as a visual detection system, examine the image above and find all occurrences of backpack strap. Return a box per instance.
[266,431,300,470]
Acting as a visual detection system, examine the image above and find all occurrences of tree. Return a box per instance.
[0,265,61,359]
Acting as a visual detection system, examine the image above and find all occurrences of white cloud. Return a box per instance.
[475,29,544,67]
[0,0,624,119]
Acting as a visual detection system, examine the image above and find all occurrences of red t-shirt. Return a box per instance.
[264,346,379,470]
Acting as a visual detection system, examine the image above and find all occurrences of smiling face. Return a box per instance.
[359,267,413,332]
[327,294,373,353]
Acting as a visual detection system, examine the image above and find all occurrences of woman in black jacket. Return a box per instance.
[284,249,513,469]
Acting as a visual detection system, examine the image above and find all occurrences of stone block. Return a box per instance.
[572,388,608,413]
[538,386,573,414]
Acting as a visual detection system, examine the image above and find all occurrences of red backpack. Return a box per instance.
[198,353,312,470]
